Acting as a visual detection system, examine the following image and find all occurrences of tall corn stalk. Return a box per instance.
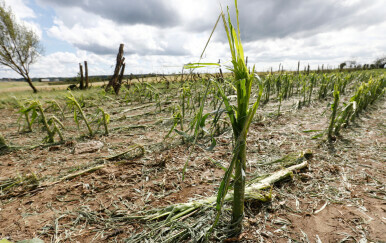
[213,1,263,234]
[183,0,262,234]
[328,83,340,141]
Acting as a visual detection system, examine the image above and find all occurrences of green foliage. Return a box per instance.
[182,1,264,234]
[24,100,64,143]
[14,98,64,142]
[94,107,110,135]
[211,0,263,234]
[334,75,385,135]
[328,83,340,141]
[16,99,37,132]
[0,1,42,92]
[45,99,65,120]
[66,92,93,136]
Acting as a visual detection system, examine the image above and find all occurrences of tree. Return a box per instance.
[0,1,42,93]
[374,56,386,68]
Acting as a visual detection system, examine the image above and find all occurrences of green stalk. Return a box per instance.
[218,1,263,234]
[328,83,340,141]
[36,102,55,143]
[25,112,32,132]
[231,134,246,233]
[51,116,65,141]
[181,87,185,135]
[67,93,93,136]
[183,0,263,234]
[102,113,109,135]
[98,107,110,135]
[277,93,282,117]
[308,74,315,105]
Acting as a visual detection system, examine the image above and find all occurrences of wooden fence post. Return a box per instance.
[106,44,125,94]
[79,63,84,90]
[84,61,89,89]
[115,60,126,95]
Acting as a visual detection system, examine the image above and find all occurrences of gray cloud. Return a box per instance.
[207,0,386,42]
[74,42,190,57]
[37,0,179,27]
[38,0,386,41]
[74,43,117,55]
[36,0,386,64]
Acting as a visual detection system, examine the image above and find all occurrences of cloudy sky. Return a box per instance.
[1,0,385,78]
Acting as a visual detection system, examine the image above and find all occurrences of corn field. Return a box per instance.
[0,1,385,242]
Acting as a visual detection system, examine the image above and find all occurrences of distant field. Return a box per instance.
[0,75,204,93]
[0,81,107,93]
[0,81,48,89]
[0,73,238,94]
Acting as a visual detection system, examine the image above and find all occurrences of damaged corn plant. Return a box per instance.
[17,100,64,143]
[333,75,385,136]
[66,92,93,136]
[125,0,277,241]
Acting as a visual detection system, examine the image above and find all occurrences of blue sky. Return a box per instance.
[29,1,76,54]
[1,0,385,78]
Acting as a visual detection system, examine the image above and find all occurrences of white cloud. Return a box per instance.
[3,0,35,19]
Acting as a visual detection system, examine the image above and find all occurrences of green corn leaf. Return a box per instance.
[174,129,193,142]
[105,113,110,124]
[311,133,324,139]
[221,11,235,60]
[213,80,237,133]
[0,239,13,243]
[213,149,237,225]
[73,109,80,129]
[182,82,211,180]
[302,129,322,133]
[207,157,234,176]
[198,12,222,61]
[207,137,217,151]
[30,109,38,124]
[183,62,220,69]
[245,79,263,132]
[200,113,211,128]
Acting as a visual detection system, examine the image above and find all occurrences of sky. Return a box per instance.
[1,0,385,78]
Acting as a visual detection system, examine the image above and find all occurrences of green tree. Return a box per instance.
[374,56,386,68]
[0,1,42,93]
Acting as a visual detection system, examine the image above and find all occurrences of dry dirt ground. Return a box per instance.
[0,88,384,242]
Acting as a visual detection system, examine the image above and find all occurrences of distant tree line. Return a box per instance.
[340,56,386,70]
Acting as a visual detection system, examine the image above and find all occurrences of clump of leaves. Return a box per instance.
[333,75,385,136]
[16,99,37,132]
[0,171,41,194]
[28,100,64,143]
[94,107,110,135]
[15,99,64,143]
[66,92,93,136]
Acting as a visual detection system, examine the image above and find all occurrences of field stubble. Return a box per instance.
[0,72,385,242]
